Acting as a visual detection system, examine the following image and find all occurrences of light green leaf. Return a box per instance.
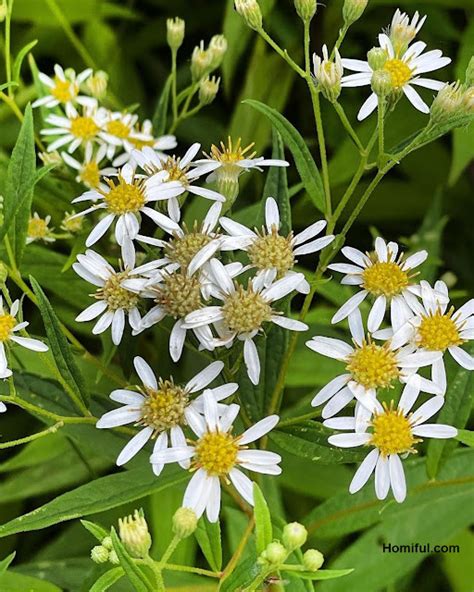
[219,557,261,592]
[0,553,15,575]
[90,567,124,592]
[110,528,154,592]
[0,571,61,591]
[243,98,325,213]
[455,429,474,447]
[195,518,222,572]
[0,82,18,93]
[253,483,272,555]
[152,74,172,134]
[13,40,38,83]
[0,432,68,473]
[283,569,354,581]
[81,519,110,543]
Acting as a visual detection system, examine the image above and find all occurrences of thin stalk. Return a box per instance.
[377,98,385,157]
[4,0,15,97]
[0,421,63,449]
[171,49,178,122]
[303,20,311,75]
[333,101,364,153]
[0,395,97,424]
[258,29,306,78]
[308,83,331,217]
[221,517,255,581]
[331,25,349,59]
[278,410,322,428]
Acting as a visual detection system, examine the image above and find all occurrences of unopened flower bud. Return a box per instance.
[209,35,228,70]
[264,542,287,565]
[191,41,213,81]
[342,0,368,25]
[91,545,109,564]
[430,82,464,123]
[465,57,474,87]
[462,86,474,112]
[367,47,388,71]
[118,510,152,559]
[282,522,307,550]
[371,70,392,98]
[235,0,263,31]
[102,536,113,550]
[294,0,317,22]
[313,45,342,103]
[199,76,220,105]
[303,549,325,571]
[388,10,425,56]
[108,550,120,565]
[172,507,198,539]
[39,151,62,166]
[0,0,7,22]
[167,17,185,52]
[86,71,108,99]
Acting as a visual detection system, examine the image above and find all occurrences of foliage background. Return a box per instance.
[0,0,472,591]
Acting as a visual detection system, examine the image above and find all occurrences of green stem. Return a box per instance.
[258,28,306,78]
[0,395,97,424]
[333,101,364,153]
[221,517,255,582]
[303,20,311,74]
[171,49,178,122]
[4,0,15,97]
[278,410,321,428]
[331,25,349,59]
[308,84,331,217]
[0,421,64,449]
[377,98,385,157]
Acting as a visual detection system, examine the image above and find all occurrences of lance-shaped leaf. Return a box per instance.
[195,518,223,572]
[152,74,172,134]
[253,483,273,555]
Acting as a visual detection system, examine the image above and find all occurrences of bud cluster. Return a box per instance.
[191,35,228,86]
[90,535,119,566]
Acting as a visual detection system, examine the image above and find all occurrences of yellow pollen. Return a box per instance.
[248,228,295,275]
[155,272,202,319]
[362,261,409,297]
[370,404,419,456]
[0,314,16,342]
[209,137,257,165]
[106,120,131,139]
[28,217,50,239]
[79,161,100,188]
[383,58,412,89]
[70,116,100,141]
[194,431,239,476]
[166,227,213,269]
[103,177,146,214]
[51,78,77,103]
[98,271,139,311]
[140,380,189,431]
[162,157,189,183]
[417,309,463,352]
[347,342,399,390]
[222,285,273,334]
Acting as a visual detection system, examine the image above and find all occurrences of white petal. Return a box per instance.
[367,295,386,333]
[348,308,364,346]
[306,336,353,360]
[134,356,157,390]
[389,454,406,503]
[341,246,370,267]
[96,406,142,428]
[349,449,379,494]
[357,93,378,121]
[206,476,222,523]
[374,237,388,262]
[311,374,350,406]
[449,346,474,370]
[375,456,390,500]
[403,85,429,114]
[203,389,219,432]
[328,433,370,447]
[271,316,308,331]
[116,427,153,466]
[265,197,280,231]
[239,415,279,445]
[322,386,354,418]
[323,417,356,430]
[293,235,334,256]
[169,320,187,362]
[237,450,281,465]
[150,446,194,464]
[186,361,224,393]
[332,290,368,323]
[293,220,326,245]
[412,424,457,438]
[110,389,145,405]
[75,300,108,322]
[85,214,115,246]
[111,309,125,345]
[403,250,428,270]
[244,338,260,385]
[261,273,304,302]
[229,468,254,505]
[410,395,444,426]
[10,336,48,352]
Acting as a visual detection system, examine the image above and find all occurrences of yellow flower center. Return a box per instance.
[417,309,463,352]
[248,228,295,275]
[346,342,399,390]
[28,217,49,239]
[362,262,409,297]
[194,431,239,476]
[103,177,146,214]
[370,404,419,456]
[161,157,189,184]
[98,271,140,311]
[70,116,100,141]
[79,161,100,188]
[166,228,213,269]
[222,285,273,334]
[140,380,189,431]
[128,136,155,149]
[383,58,412,89]
[155,272,203,319]
[209,137,256,164]
[0,314,16,342]
[106,120,131,139]
[51,78,77,103]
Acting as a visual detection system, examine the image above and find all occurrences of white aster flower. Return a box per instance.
[70,163,182,267]
[0,297,49,379]
[325,396,457,503]
[220,196,334,294]
[151,389,281,522]
[26,212,55,245]
[42,103,105,153]
[328,237,428,332]
[96,357,238,473]
[306,310,442,429]
[61,143,115,190]
[386,9,426,55]
[112,120,177,168]
[33,64,95,109]
[312,45,343,102]
[183,259,308,385]
[73,249,162,345]
[341,32,451,120]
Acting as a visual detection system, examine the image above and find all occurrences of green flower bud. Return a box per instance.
[282,522,307,550]
[102,536,113,550]
[234,0,263,31]
[167,17,185,51]
[313,45,343,103]
[91,545,109,564]
[264,542,287,565]
[303,549,325,571]
[191,41,213,82]
[430,82,465,123]
[294,0,317,22]
[371,70,393,98]
[108,550,120,565]
[342,0,368,25]
[118,510,152,559]
[199,76,220,105]
[462,86,474,112]
[209,35,228,70]
[367,47,388,71]
[465,57,474,87]
[85,71,108,99]
[172,507,198,539]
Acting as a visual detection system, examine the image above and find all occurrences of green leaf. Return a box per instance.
[13,40,38,83]
[219,556,261,592]
[0,432,69,473]
[81,519,110,542]
[0,466,187,538]
[0,82,18,93]
[243,98,325,213]
[30,275,89,409]
[0,553,15,575]
[0,571,61,591]
[283,569,354,581]
[456,429,474,447]
[110,527,154,592]
[152,75,172,134]
[195,518,223,572]
[426,342,474,478]
[253,483,272,555]
[90,567,124,592]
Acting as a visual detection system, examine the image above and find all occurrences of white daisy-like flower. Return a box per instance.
[70,163,183,267]
[133,143,225,222]
[112,120,177,168]
[306,310,442,429]
[73,250,162,345]
[41,103,105,154]
[183,259,308,385]
[328,237,428,332]
[341,31,451,120]
[325,396,457,503]
[32,64,95,109]
[387,280,474,394]
[0,297,49,380]
[151,389,281,522]
[220,197,334,294]
[312,45,343,101]
[97,109,140,158]
[61,143,115,190]
[26,212,55,245]
[96,357,238,474]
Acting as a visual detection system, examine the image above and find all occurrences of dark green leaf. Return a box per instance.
[13,40,38,83]
[219,556,261,592]
[195,518,223,572]
[152,75,172,134]
[81,519,110,543]
[253,483,272,555]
